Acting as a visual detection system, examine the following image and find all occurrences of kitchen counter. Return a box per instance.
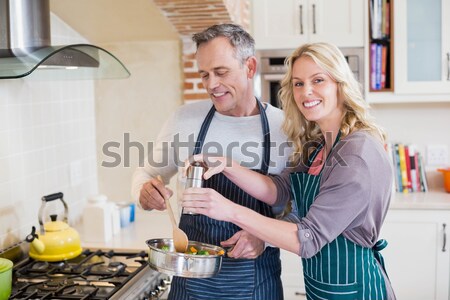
[78,211,172,250]
[390,190,450,210]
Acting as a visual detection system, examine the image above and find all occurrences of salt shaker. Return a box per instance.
[183,162,206,215]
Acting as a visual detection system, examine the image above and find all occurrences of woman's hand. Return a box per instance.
[185,154,235,180]
[181,187,237,221]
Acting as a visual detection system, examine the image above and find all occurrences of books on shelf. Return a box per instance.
[370,0,390,40]
[386,143,429,193]
[370,43,388,90]
[369,0,390,91]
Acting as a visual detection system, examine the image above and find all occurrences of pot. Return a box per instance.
[438,168,450,193]
[28,192,82,261]
[0,258,13,300]
[146,238,224,278]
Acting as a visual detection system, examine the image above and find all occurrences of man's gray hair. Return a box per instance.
[192,23,255,64]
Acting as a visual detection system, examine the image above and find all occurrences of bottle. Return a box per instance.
[83,195,113,242]
[110,203,121,235]
[183,162,206,215]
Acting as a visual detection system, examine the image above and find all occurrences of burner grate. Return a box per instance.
[10,249,155,300]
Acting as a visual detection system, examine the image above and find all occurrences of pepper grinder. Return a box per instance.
[183,162,206,215]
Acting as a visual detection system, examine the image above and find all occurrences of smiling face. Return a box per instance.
[196,37,257,116]
[291,55,344,132]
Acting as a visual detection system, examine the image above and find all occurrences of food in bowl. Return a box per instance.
[159,243,225,256]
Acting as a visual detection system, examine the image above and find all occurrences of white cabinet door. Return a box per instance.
[280,249,306,300]
[380,210,450,300]
[252,0,364,50]
[394,0,450,94]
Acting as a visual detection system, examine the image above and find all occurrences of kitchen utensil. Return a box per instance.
[438,168,450,193]
[157,176,188,253]
[28,192,82,261]
[0,258,13,300]
[183,162,206,215]
[146,238,224,278]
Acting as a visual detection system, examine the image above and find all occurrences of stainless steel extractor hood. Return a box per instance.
[0,0,130,80]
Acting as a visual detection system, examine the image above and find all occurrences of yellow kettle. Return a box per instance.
[28,192,82,261]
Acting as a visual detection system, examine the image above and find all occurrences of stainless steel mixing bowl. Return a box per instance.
[146,238,224,278]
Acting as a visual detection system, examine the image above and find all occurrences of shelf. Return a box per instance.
[368,0,393,92]
[367,92,450,104]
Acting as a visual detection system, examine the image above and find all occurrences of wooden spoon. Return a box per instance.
[157,176,188,253]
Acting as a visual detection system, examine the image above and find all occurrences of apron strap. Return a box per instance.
[257,99,271,174]
[193,98,271,174]
[194,106,216,155]
[372,239,389,276]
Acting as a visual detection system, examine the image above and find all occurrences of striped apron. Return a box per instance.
[169,100,283,300]
[290,136,388,300]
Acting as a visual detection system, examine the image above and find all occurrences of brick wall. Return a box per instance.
[153,0,250,102]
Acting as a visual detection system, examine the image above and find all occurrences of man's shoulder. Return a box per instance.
[264,103,284,119]
[264,103,285,133]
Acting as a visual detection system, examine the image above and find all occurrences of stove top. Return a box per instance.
[9,249,170,300]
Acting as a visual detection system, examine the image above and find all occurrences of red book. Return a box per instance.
[404,145,412,191]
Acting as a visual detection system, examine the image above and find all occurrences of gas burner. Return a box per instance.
[30,261,50,270]
[38,279,76,293]
[38,280,75,292]
[108,261,126,273]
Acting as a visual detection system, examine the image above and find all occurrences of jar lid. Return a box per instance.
[0,257,13,273]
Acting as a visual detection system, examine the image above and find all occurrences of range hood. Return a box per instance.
[0,0,130,80]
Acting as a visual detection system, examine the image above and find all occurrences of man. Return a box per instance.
[132,23,291,300]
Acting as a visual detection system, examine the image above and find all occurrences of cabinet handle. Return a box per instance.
[447,52,450,81]
[299,5,304,34]
[295,291,307,296]
[443,223,447,252]
[312,4,316,34]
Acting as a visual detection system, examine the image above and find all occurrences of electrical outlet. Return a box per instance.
[70,160,83,186]
[427,144,449,166]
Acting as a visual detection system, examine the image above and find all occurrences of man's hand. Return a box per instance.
[139,178,173,210]
[221,230,265,259]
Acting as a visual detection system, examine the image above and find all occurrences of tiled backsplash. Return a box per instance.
[0,14,98,251]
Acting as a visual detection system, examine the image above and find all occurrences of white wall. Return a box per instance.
[95,40,183,203]
[371,102,450,190]
[0,15,98,250]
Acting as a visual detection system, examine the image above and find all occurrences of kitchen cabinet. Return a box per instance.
[394,0,450,95]
[281,250,306,300]
[251,0,364,50]
[380,209,450,300]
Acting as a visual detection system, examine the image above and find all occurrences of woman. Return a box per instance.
[182,42,396,300]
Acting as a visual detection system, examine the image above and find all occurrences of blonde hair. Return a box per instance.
[278,42,386,165]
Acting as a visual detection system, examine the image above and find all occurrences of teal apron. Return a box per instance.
[169,100,283,300]
[290,135,388,300]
